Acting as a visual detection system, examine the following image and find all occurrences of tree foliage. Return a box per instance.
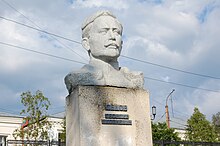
[212,112,220,141]
[152,122,180,141]
[186,107,217,142]
[59,116,66,141]
[13,90,51,140]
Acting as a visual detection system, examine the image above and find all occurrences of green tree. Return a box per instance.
[212,112,220,141]
[186,107,217,142]
[152,122,180,141]
[13,90,51,140]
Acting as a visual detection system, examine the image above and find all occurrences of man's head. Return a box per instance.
[82,10,123,62]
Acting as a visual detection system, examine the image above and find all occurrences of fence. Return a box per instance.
[7,140,220,146]
[7,140,65,146]
[153,140,220,146]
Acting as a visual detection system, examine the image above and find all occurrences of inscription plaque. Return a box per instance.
[105,114,129,119]
[102,104,132,126]
[105,104,127,111]
[102,119,132,125]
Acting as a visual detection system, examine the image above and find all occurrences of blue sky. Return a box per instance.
[0,0,220,128]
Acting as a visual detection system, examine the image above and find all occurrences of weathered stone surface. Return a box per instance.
[64,10,144,93]
[65,10,152,146]
[65,65,144,93]
[66,86,153,146]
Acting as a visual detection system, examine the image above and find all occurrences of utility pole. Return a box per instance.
[165,89,175,128]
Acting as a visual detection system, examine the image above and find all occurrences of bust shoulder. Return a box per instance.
[64,64,104,93]
[119,67,144,88]
[65,65,144,94]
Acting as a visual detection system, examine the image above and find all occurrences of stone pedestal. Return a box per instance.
[66,86,152,146]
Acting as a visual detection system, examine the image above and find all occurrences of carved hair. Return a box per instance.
[81,10,123,38]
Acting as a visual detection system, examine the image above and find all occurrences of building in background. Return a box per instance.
[0,112,64,146]
[174,128,187,140]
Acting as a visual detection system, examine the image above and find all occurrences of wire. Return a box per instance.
[0,108,20,115]
[2,41,219,124]
[173,110,190,118]
[172,117,187,123]
[1,15,220,81]
[1,40,220,93]
[171,94,174,117]
[121,55,220,80]
[150,97,190,122]
[49,106,65,109]
[151,98,190,123]
[1,41,219,93]
[144,76,220,93]
[170,119,187,127]
[155,112,166,123]
[1,0,33,23]
[0,15,88,61]
[0,41,85,65]
[50,110,65,116]
[0,16,80,44]
[0,0,82,47]
[2,2,219,123]
[150,98,164,106]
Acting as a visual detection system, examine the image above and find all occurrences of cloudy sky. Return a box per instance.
[0,0,220,128]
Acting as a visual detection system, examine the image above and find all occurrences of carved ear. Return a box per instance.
[82,38,90,52]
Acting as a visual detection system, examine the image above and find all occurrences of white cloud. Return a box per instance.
[122,35,183,69]
[0,0,219,126]
[200,92,220,118]
[177,79,220,120]
[71,0,129,10]
[161,76,170,82]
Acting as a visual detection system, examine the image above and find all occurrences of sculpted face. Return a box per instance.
[86,16,122,61]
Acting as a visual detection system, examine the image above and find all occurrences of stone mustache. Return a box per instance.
[65,10,144,93]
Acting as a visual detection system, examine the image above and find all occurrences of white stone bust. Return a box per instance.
[65,10,144,93]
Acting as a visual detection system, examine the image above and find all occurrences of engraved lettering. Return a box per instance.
[105,114,129,119]
[105,104,127,111]
[102,119,132,125]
